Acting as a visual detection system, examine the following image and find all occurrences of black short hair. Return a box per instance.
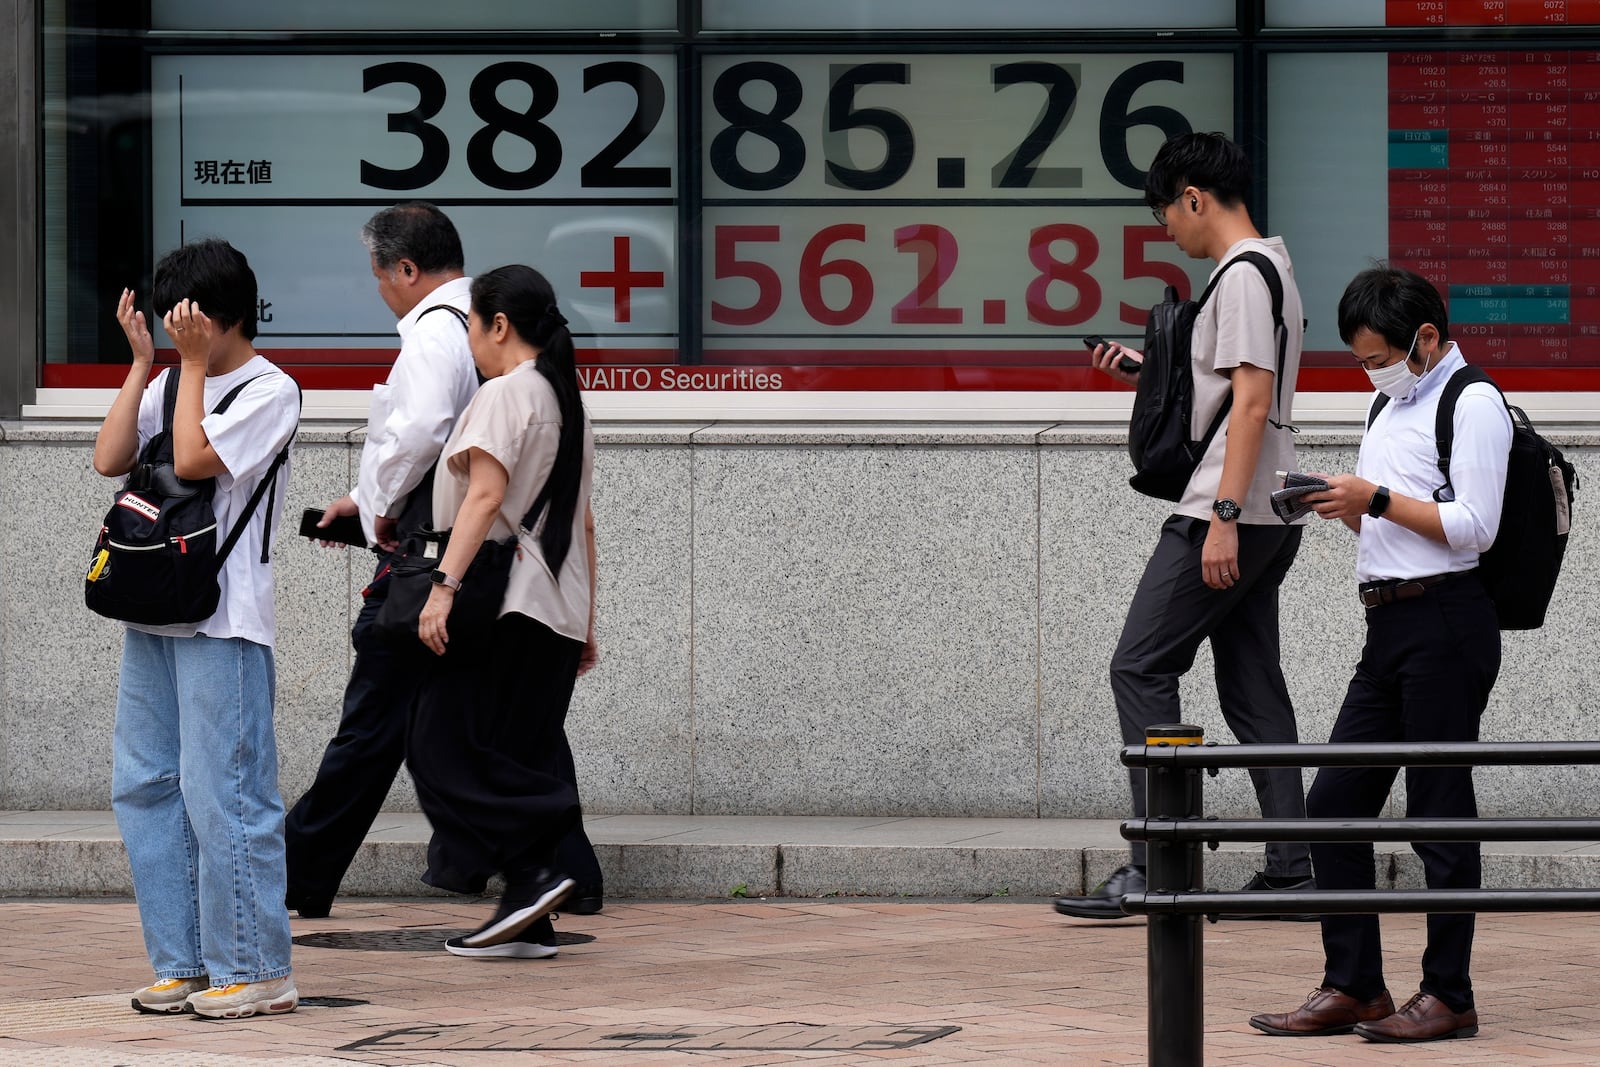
[1337,265,1451,350]
[1144,132,1250,212]
[360,202,465,275]
[151,238,259,340]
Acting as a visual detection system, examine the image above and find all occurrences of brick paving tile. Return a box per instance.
[3,899,1600,1064]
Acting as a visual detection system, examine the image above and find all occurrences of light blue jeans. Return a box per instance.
[111,629,292,985]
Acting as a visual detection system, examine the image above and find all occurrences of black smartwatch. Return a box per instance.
[1212,498,1242,522]
[430,569,462,591]
[1367,486,1392,519]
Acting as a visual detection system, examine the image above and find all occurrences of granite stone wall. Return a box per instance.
[3,420,1597,820]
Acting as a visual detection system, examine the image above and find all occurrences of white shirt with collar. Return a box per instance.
[1354,342,1512,583]
[354,275,478,545]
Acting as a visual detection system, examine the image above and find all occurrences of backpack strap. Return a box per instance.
[210,374,304,567]
[419,304,469,329]
[418,303,484,387]
[1428,364,1499,504]
[1367,363,1501,504]
[1190,250,1292,453]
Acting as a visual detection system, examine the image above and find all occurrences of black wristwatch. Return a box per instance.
[1212,498,1242,522]
[1367,486,1392,519]
[430,569,462,591]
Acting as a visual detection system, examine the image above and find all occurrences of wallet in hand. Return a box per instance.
[299,508,370,548]
[1269,472,1330,523]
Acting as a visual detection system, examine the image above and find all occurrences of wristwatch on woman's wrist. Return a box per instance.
[430,569,461,591]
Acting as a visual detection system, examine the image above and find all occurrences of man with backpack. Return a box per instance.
[1054,132,1314,919]
[282,203,481,919]
[1249,267,1511,1043]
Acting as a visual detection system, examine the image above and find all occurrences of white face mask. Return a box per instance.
[1365,331,1429,399]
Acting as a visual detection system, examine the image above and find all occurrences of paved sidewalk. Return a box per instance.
[3,897,1600,1065]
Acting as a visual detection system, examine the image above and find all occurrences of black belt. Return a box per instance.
[1357,572,1463,609]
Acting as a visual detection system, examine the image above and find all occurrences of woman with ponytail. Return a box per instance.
[407,264,599,957]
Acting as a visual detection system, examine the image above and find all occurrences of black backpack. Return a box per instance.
[392,303,479,540]
[1128,250,1291,501]
[85,369,296,626]
[1368,365,1578,630]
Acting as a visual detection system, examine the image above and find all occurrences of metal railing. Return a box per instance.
[1118,725,1600,1067]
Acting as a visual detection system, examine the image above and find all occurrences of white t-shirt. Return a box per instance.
[128,357,300,647]
[1175,237,1306,525]
[433,359,595,641]
[355,276,478,545]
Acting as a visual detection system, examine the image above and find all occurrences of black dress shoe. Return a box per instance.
[1052,863,1146,919]
[285,891,333,919]
[566,885,604,915]
[1219,871,1318,922]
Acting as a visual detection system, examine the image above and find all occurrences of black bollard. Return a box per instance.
[1145,723,1205,1067]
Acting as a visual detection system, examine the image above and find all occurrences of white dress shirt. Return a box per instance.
[1354,342,1512,583]
[354,276,478,545]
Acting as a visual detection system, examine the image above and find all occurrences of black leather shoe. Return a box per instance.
[1219,871,1318,922]
[1052,864,1146,919]
[285,891,332,919]
[566,885,604,915]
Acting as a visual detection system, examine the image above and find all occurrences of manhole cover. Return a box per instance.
[295,928,595,952]
[298,996,371,1008]
[341,1022,960,1052]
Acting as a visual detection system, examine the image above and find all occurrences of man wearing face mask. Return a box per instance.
[1249,266,1511,1044]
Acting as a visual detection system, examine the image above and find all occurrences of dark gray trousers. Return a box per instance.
[1111,515,1310,876]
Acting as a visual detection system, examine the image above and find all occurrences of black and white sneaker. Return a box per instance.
[446,916,558,958]
[459,869,576,948]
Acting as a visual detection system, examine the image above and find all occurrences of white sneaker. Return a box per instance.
[186,975,299,1018]
[132,975,209,1014]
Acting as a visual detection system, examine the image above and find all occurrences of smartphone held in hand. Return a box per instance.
[299,507,369,548]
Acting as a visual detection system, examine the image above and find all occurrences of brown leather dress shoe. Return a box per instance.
[1354,992,1478,1043]
[1249,986,1396,1036]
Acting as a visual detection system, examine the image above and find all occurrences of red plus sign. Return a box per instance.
[580,236,665,324]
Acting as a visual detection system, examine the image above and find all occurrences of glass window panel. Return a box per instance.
[703,0,1236,31]
[1270,49,1600,369]
[151,0,677,32]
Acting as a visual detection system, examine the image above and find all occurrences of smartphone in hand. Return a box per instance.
[1084,335,1141,375]
[299,507,369,548]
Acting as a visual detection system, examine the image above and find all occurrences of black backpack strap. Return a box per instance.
[419,303,469,329]
[1429,364,1499,504]
[160,367,181,431]
[1191,250,1291,449]
[212,374,303,567]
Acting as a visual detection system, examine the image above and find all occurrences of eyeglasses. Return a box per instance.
[1151,203,1171,226]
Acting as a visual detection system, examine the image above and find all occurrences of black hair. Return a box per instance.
[360,201,466,275]
[1144,131,1250,212]
[150,238,259,340]
[1337,265,1451,350]
[470,264,586,576]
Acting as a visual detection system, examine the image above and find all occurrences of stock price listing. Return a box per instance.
[698,52,1233,366]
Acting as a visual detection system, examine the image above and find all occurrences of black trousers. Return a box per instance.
[1112,517,1310,875]
[1310,573,1500,1013]
[285,558,601,901]
[408,612,583,894]
[284,554,421,901]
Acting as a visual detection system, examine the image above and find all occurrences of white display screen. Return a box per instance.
[150,53,679,358]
